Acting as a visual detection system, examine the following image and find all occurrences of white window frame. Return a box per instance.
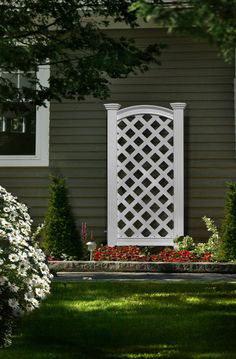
[0,65,50,166]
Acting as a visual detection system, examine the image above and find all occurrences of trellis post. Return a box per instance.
[170,102,187,238]
[104,103,121,246]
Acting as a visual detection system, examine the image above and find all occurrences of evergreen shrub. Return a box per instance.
[218,182,236,261]
[42,176,83,259]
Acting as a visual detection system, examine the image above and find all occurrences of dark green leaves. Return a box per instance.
[0,0,162,110]
[131,0,236,63]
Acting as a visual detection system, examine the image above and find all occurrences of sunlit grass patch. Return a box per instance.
[184,296,204,304]
[0,282,236,359]
[109,344,181,358]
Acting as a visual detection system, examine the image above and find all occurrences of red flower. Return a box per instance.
[93,245,213,263]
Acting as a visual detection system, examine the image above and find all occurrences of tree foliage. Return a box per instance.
[0,0,162,112]
[131,0,236,63]
[42,176,83,259]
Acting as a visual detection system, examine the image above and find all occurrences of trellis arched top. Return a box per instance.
[117,104,174,121]
[104,102,187,247]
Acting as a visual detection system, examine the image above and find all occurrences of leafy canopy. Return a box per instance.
[0,0,162,111]
[131,0,236,63]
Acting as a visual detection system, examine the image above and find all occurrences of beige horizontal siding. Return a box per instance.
[0,27,234,242]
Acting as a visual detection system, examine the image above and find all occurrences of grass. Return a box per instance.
[1,282,236,359]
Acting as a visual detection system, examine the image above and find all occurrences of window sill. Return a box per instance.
[0,155,49,167]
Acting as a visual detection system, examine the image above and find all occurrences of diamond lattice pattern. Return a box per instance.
[117,114,174,239]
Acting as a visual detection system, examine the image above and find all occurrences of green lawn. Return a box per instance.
[1,282,236,359]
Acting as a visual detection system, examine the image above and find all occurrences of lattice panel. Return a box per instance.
[117,114,174,239]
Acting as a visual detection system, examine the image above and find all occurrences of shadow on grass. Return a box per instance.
[1,282,236,359]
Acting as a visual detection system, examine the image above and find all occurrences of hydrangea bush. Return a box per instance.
[0,185,52,348]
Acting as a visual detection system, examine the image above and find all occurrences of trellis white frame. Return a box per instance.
[105,103,186,247]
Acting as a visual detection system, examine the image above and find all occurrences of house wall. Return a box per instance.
[0,28,234,243]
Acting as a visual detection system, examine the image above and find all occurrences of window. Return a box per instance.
[0,65,50,166]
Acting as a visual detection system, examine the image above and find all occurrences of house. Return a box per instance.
[0,24,235,246]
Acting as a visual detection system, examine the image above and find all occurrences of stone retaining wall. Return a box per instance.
[48,261,236,274]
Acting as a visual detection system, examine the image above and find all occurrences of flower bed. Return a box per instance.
[93,245,212,262]
[0,185,52,348]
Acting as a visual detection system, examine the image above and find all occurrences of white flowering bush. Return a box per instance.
[198,216,220,260]
[175,216,220,261]
[0,185,52,348]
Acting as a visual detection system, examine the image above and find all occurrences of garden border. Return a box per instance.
[48,261,236,274]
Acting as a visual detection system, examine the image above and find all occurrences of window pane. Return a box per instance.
[11,118,25,133]
[19,73,36,90]
[0,71,37,156]
[0,109,36,155]
[0,117,6,132]
[1,73,18,87]
[30,118,36,134]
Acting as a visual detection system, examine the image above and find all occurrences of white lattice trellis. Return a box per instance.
[105,103,186,246]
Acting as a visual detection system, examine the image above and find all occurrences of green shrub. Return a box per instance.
[218,182,236,261]
[42,176,83,259]
[175,217,220,261]
[199,216,220,260]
